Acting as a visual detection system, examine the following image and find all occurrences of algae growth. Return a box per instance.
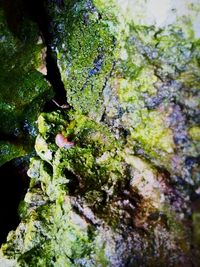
[0,0,200,266]
[0,7,53,166]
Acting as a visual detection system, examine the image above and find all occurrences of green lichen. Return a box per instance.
[129,109,174,159]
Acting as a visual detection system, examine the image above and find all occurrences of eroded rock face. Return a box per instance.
[0,0,200,266]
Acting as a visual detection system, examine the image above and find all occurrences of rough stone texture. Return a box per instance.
[0,0,200,266]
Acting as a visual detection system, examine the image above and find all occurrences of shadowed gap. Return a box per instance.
[0,158,30,245]
[1,0,68,111]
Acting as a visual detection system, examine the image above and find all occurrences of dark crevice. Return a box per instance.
[0,158,30,245]
[1,0,69,111]
[44,51,68,111]
[23,0,69,111]
[64,169,80,195]
[0,0,68,245]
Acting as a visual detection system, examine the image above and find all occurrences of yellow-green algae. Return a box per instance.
[189,126,200,141]
[1,109,193,266]
[1,0,200,266]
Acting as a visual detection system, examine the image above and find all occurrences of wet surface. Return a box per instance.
[1,0,68,111]
[0,0,199,265]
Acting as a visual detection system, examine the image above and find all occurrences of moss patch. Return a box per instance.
[0,8,53,166]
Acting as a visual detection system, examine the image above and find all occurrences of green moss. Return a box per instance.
[48,0,116,118]
[0,8,53,165]
[1,153,110,266]
[66,112,118,154]
[35,111,125,197]
[0,142,26,166]
[1,0,200,265]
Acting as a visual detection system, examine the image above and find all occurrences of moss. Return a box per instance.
[0,142,26,167]
[2,154,109,266]
[0,8,53,165]
[48,0,116,118]
[1,0,200,265]
[35,111,125,197]
[66,112,119,154]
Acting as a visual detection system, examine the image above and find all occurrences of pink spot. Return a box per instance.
[55,133,74,149]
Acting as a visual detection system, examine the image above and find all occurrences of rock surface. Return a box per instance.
[0,0,200,266]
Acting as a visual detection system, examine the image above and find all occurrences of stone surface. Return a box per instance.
[0,0,200,266]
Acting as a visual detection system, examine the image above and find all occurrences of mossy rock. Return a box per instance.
[0,8,53,166]
[1,0,200,266]
[0,110,194,266]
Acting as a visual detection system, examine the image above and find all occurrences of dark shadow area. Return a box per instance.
[23,0,69,109]
[64,169,80,195]
[0,0,25,37]
[0,158,30,245]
